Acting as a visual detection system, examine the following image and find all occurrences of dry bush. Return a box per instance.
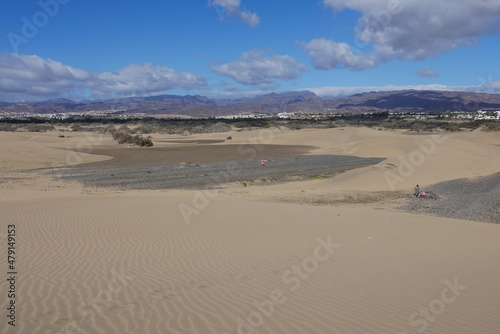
[442,123,461,132]
[111,131,133,144]
[133,135,153,147]
[0,123,17,131]
[118,125,133,134]
[482,122,500,132]
[26,124,55,132]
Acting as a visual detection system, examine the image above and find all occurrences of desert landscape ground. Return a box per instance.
[0,126,499,334]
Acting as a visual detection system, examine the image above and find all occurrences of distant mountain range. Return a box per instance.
[2,90,500,117]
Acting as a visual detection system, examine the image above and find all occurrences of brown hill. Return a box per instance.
[2,90,500,117]
[323,90,500,114]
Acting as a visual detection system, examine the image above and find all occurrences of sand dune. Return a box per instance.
[252,127,500,192]
[1,195,499,334]
[1,127,499,334]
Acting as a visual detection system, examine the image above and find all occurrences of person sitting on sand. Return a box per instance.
[414,184,420,197]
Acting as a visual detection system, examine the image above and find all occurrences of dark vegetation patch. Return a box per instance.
[0,115,498,134]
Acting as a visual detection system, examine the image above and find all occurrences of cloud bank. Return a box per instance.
[303,82,500,98]
[0,53,207,101]
[302,0,500,70]
[95,63,207,98]
[0,53,90,100]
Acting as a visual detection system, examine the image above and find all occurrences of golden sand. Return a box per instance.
[1,127,499,334]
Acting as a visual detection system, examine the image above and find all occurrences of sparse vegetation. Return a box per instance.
[482,122,500,131]
[118,125,133,133]
[307,171,337,179]
[259,178,277,183]
[284,191,403,206]
[24,124,55,132]
[443,123,461,132]
[70,123,83,132]
[133,135,153,147]
[240,180,255,187]
[307,174,328,179]
[110,130,133,144]
[286,123,304,130]
[0,115,497,136]
[0,123,16,131]
[380,122,396,129]
[110,129,153,146]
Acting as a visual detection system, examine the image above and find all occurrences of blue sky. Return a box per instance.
[1,0,500,101]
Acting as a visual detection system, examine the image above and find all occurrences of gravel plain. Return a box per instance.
[398,172,500,224]
[38,154,500,224]
[45,155,385,190]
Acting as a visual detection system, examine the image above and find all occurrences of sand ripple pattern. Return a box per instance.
[1,196,500,333]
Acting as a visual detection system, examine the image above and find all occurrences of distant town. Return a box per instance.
[1,109,499,121]
[2,89,500,122]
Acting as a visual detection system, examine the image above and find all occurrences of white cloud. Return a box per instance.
[0,53,90,100]
[0,53,207,101]
[415,68,439,78]
[211,50,307,87]
[307,0,500,70]
[209,0,260,26]
[300,38,377,70]
[94,63,207,98]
